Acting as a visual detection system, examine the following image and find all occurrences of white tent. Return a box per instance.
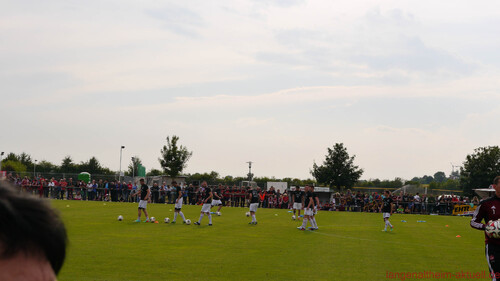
[474,185,495,199]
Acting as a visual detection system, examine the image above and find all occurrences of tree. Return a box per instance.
[3,152,34,170]
[127,156,143,176]
[59,156,77,173]
[18,152,33,169]
[311,143,363,190]
[147,169,162,176]
[80,157,104,174]
[186,171,220,184]
[1,160,27,173]
[37,160,58,173]
[433,171,446,183]
[158,135,193,178]
[460,146,500,196]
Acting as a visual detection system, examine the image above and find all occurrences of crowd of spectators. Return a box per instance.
[5,173,477,214]
[4,173,292,208]
[324,189,480,215]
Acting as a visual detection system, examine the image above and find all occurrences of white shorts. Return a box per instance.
[314,206,318,215]
[201,203,211,213]
[212,199,222,206]
[293,202,302,210]
[304,208,313,216]
[383,212,391,219]
[175,198,183,209]
[138,200,148,209]
[249,203,258,213]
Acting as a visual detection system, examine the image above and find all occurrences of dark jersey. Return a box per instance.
[250,189,259,203]
[304,191,314,208]
[214,188,221,200]
[203,187,212,204]
[381,196,393,213]
[471,196,500,245]
[293,190,304,203]
[313,192,319,206]
[140,184,149,199]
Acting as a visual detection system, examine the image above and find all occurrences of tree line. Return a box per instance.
[2,136,500,197]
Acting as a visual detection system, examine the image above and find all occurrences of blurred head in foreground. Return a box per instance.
[0,180,67,281]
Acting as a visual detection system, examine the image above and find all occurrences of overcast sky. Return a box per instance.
[2,0,500,181]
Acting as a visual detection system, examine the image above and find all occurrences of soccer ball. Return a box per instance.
[246,212,250,217]
[185,219,191,225]
[216,212,221,216]
[292,215,296,220]
[150,217,156,223]
[164,217,170,223]
[486,220,500,238]
[117,215,123,221]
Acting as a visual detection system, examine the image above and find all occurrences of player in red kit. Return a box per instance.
[471,176,500,280]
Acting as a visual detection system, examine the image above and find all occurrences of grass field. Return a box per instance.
[53,200,488,281]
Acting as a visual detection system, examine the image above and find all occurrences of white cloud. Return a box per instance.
[3,0,500,181]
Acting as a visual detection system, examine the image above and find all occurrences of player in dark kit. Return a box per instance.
[248,187,260,225]
[195,181,213,226]
[380,190,393,232]
[291,186,304,218]
[212,184,223,214]
[298,185,314,230]
[471,176,500,280]
[132,178,150,222]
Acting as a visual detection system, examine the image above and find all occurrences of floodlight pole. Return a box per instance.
[0,152,4,176]
[246,161,253,181]
[34,159,37,179]
[119,146,125,182]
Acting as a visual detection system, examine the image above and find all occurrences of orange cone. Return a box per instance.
[445,225,449,227]
[456,235,461,238]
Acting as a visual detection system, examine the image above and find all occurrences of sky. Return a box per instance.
[1,0,500,181]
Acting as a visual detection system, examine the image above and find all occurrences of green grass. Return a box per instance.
[53,200,487,281]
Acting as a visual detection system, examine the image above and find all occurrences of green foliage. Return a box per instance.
[4,152,19,162]
[158,135,193,178]
[1,160,27,172]
[60,156,78,173]
[147,168,162,176]
[126,156,143,176]
[3,152,34,170]
[433,171,447,183]
[460,146,500,196]
[37,160,58,173]
[356,178,404,189]
[311,143,363,190]
[186,171,220,184]
[80,157,104,174]
[19,152,34,169]
[429,179,460,190]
